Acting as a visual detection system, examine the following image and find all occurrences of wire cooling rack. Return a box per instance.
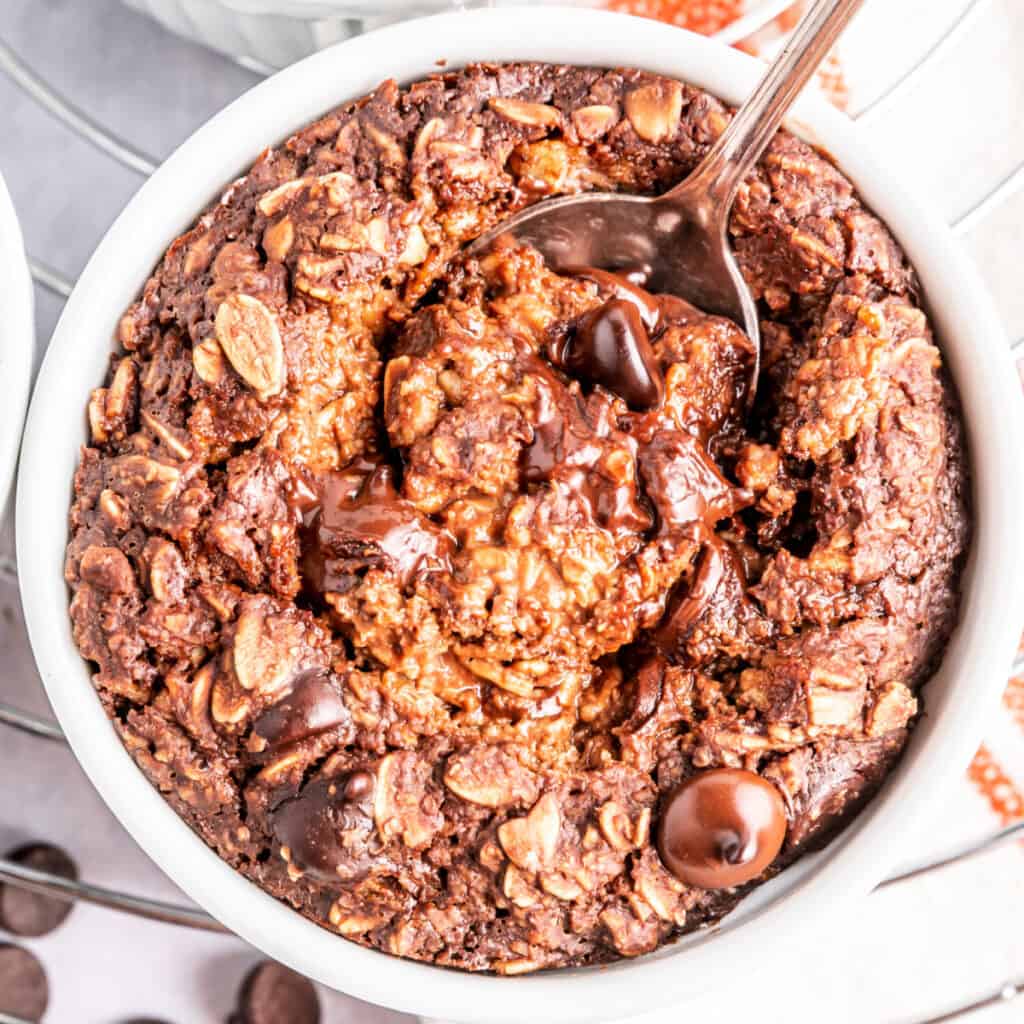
[0,2,1022,1021]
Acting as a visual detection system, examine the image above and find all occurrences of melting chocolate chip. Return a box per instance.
[569,266,662,330]
[520,364,652,537]
[0,944,48,1022]
[637,431,747,534]
[653,540,731,651]
[562,299,664,410]
[0,843,78,937]
[657,768,787,888]
[301,462,453,596]
[236,960,320,1024]
[252,669,351,751]
[270,773,377,883]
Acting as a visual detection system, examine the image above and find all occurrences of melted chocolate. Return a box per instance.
[534,270,757,674]
[618,654,665,734]
[657,768,787,888]
[637,432,747,535]
[562,299,663,411]
[654,540,731,651]
[301,462,454,595]
[343,771,374,800]
[569,266,662,331]
[270,773,378,883]
[521,360,653,538]
[252,669,351,751]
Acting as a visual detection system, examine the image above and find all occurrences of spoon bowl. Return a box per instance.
[472,0,865,404]
[471,187,761,388]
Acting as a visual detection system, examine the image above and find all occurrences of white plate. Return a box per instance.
[16,9,1024,1023]
[0,172,33,516]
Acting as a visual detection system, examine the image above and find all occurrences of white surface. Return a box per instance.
[0,172,32,517]
[1,0,1023,1021]
[13,7,1024,1024]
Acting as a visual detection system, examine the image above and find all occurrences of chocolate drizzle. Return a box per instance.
[521,353,653,538]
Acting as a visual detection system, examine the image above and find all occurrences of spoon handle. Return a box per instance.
[684,0,864,212]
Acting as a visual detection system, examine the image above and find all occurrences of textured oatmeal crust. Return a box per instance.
[66,63,968,972]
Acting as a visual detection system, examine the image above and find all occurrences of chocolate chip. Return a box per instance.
[564,299,664,410]
[270,773,377,883]
[0,843,78,936]
[252,669,351,751]
[0,944,49,1022]
[343,770,374,800]
[657,768,787,888]
[618,655,665,733]
[236,960,320,1024]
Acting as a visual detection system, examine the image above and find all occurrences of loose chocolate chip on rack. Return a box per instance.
[0,842,79,936]
[560,298,664,410]
[235,960,320,1024]
[0,943,49,1022]
[657,768,787,888]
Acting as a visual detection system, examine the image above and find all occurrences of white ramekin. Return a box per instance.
[16,9,1024,1022]
[0,172,33,515]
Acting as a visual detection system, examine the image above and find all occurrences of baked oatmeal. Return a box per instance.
[66,63,969,972]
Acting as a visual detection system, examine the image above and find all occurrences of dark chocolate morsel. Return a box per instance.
[237,960,320,1024]
[520,357,653,538]
[270,773,376,883]
[565,299,664,410]
[343,770,374,800]
[657,768,787,888]
[0,943,49,1022]
[618,655,665,734]
[252,669,351,751]
[0,843,78,936]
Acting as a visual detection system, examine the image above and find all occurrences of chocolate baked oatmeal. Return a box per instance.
[66,63,969,972]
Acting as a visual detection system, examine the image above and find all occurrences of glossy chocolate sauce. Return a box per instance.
[300,461,454,596]
[521,355,653,538]
[558,299,663,411]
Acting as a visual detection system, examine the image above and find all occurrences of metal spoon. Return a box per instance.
[472,0,865,398]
